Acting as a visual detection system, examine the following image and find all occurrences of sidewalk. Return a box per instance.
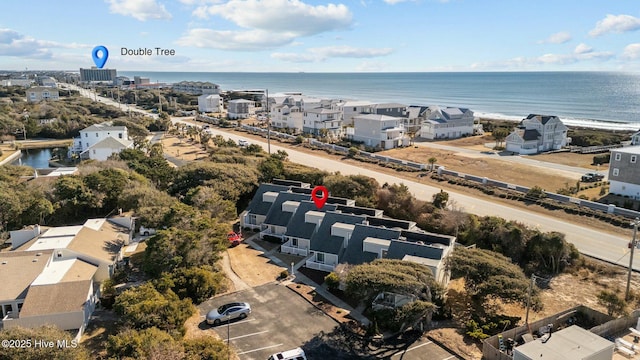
[246,236,370,326]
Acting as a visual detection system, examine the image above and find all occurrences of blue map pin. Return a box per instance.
[92,46,109,68]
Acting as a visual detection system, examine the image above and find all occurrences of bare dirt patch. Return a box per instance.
[381,146,576,192]
[433,134,495,147]
[227,242,286,287]
[427,327,482,360]
[529,151,608,170]
[161,135,209,161]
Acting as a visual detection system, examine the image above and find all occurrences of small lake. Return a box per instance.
[12,148,55,169]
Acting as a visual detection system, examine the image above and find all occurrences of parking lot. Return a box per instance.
[198,283,461,360]
[198,283,338,360]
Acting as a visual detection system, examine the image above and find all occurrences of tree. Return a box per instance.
[258,155,284,183]
[183,337,231,360]
[0,325,90,360]
[106,327,182,359]
[432,189,449,209]
[184,186,237,221]
[324,174,379,207]
[428,157,437,171]
[113,283,196,336]
[162,266,227,304]
[492,128,509,148]
[446,247,538,311]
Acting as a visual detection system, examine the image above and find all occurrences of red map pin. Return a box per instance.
[311,186,328,209]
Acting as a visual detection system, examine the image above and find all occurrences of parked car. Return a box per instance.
[238,139,249,147]
[581,172,605,182]
[139,226,157,236]
[268,348,307,360]
[227,231,242,247]
[206,302,251,326]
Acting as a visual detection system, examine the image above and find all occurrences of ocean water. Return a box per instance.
[119,71,640,130]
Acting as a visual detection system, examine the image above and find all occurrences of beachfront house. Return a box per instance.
[419,106,475,140]
[70,122,134,161]
[172,81,220,95]
[341,100,375,126]
[197,94,223,113]
[505,114,568,154]
[352,114,409,149]
[608,146,640,199]
[227,99,254,119]
[26,86,59,103]
[302,107,344,138]
[631,131,640,146]
[270,95,303,132]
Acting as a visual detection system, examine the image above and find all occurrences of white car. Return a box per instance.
[268,348,307,360]
[139,226,157,236]
[206,302,251,326]
[238,139,249,147]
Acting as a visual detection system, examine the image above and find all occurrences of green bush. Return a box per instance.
[279,270,289,279]
[593,154,611,165]
[324,272,340,290]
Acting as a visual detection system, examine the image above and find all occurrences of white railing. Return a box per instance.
[281,245,308,256]
[305,260,335,272]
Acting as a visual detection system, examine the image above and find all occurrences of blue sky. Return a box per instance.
[1,0,640,72]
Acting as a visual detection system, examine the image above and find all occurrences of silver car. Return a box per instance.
[206,302,251,326]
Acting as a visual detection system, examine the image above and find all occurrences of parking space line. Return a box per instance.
[237,343,283,355]
[228,330,269,341]
[391,341,433,358]
[442,356,456,360]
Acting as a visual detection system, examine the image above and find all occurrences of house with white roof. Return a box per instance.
[419,106,475,140]
[505,114,569,154]
[352,114,409,149]
[302,107,344,138]
[198,94,223,113]
[2,217,132,337]
[227,99,254,119]
[71,122,134,161]
[608,146,640,199]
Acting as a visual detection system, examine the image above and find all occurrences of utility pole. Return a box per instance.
[626,217,640,300]
[266,89,271,154]
[525,274,536,325]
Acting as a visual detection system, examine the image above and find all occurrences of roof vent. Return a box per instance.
[1,261,7,265]
[36,252,42,256]
[32,259,38,262]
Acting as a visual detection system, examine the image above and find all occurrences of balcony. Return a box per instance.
[305,260,335,272]
[281,244,308,256]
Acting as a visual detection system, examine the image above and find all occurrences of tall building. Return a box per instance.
[79,67,117,84]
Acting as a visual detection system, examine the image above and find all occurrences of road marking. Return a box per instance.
[236,343,283,355]
[442,356,457,360]
[228,330,269,341]
[391,341,433,358]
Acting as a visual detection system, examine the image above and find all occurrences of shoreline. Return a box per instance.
[477,116,638,133]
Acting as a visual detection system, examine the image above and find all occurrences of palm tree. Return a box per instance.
[428,157,437,171]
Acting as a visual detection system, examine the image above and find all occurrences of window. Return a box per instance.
[85,133,88,138]
[316,252,324,263]
[96,133,99,137]
[632,155,637,164]
[92,149,96,154]
[613,168,619,176]
[292,238,298,247]
[615,153,621,161]
[119,133,123,139]
[86,142,89,148]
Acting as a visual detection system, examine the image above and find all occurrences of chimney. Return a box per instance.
[34,224,41,237]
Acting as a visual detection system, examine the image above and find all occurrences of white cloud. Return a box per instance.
[272,45,393,62]
[106,0,172,21]
[0,28,90,58]
[589,14,640,37]
[622,43,640,60]
[177,28,295,50]
[195,0,352,36]
[574,43,593,54]
[538,31,572,44]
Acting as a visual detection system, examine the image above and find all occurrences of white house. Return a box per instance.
[172,81,220,95]
[26,86,59,103]
[352,114,409,149]
[631,131,640,146]
[198,94,223,113]
[505,114,569,155]
[2,217,132,338]
[270,96,303,132]
[419,106,475,140]
[608,146,640,199]
[227,99,254,119]
[71,122,134,161]
[302,107,343,138]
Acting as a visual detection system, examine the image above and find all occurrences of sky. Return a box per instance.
[0,0,640,72]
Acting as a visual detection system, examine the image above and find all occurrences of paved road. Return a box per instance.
[413,140,604,180]
[204,127,636,271]
[60,83,158,119]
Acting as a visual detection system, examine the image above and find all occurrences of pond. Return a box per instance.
[12,148,55,169]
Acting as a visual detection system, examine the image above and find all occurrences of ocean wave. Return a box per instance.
[474,111,640,131]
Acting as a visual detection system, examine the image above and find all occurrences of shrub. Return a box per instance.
[324,272,340,290]
[279,270,289,279]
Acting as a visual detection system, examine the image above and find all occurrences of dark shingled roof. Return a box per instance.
[341,224,401,265]
[366,216,415,230]
[283,201,337,239]
[522,129,541,141]
[245,183,290,216]
[272,179,310,188]
[336,204,382,217]
[525,114,559,125]
[309,212,366,255]
[263,192,311,227]
[401,230,455,247]
[386,240,445,262]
